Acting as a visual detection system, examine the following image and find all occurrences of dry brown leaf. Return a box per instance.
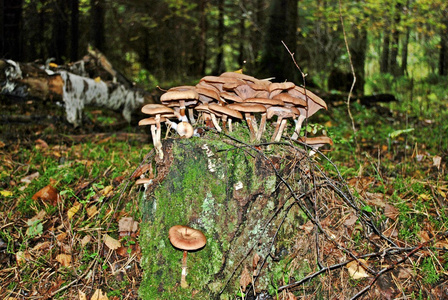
[21,171,40,184]
[418,231,431,243]
[344,213,358,227]
[56,232,67,242]
[81,235,92,247]
[35,138,49,149]
[91,289,109,300]
[132,163,153,179]
[299,220,314,234]
[33,241,51,251]
[16,251,31,265]
[365,192,386,208]
[32,184,60,205]
[118,217,139,233]
[397,267,413,279]
[86,205,98,217]
[56,253,72,267]
[101,185,114,197]
[346,259,370,279]
[104,234,121,250]
[252,252,260,272]
[384,204,399,220]
[239,265,251,292]
[433,155,442,170]
[285,292,297,300]
[28,210,46,223]
[67,202,81,220]
[78,290,87,300]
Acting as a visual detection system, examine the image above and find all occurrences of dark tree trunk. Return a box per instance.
[349,26,367,95]
[439,8,448,76]
[90,0,105,52]
[213,0,225,75]
[259,0,298,82]
[198,0,207,76]
[50,0,68,63]
[380,30,390,74]
[70,0,79,62]
[238,3,246,67]
[390,3,402,76]
[1,0,23,60]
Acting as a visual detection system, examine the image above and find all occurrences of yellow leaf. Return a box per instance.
[103,234,121,250]
[86,205,98,217]
[94,77,101,82]
[101,185,113,197]
[438,188,446,199]
[419,194,431,201]
[234,69,243,74]
[1,190,13,197]
[49,62,58,68]
[67,202,81,220]
[346,259,370,279]
[78,290,87,300]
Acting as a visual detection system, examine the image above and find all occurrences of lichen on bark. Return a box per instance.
[139,136,307,299]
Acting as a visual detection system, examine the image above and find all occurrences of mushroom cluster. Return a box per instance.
[140,72,332,158]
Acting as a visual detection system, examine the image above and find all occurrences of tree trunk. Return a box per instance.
[70,0,79,62]
[139,138,308,298]
[50,0,68,64]
[90,0,105,52]
[349,25,367,95]
[1,0,23,60]
[380,30,390,74]
[439,8,448,76]
[214,0,225,75]
[238,3,246,67]
[198,0,207,76]
[390,3,402,76]
[259,0,298,82]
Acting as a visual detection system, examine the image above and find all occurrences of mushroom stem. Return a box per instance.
[244,113,256,141]
[210,114,222,132]
[256,113,267,141]
[274,119,288,142]
[291,115,306,140]
[228,118,233,132]
[188,108,196,124]
[271,117,284,142]
[181,250,188,288]
[221,115,228,133]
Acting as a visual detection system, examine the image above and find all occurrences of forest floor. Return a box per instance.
[1,76,447,299]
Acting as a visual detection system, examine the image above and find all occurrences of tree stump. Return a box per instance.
[139,137,309,299]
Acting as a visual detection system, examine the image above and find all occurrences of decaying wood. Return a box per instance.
[0,48,147,126]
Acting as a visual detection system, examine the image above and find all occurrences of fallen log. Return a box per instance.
[0,54,146,127]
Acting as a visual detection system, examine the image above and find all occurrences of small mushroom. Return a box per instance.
[168,225,207,288]
[228,103,266,142]
[208,103,243,133]
[138,116,167,160]
[297,136,333,156]
[266,106,299,142]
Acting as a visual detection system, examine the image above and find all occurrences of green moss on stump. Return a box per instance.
[139,137,305,299]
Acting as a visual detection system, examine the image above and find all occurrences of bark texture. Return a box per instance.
[139,137,307,299]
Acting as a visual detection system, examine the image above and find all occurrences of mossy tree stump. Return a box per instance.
[139,137,308,299]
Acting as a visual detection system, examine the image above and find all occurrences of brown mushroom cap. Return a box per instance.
[168,225,206,251]
[138,117,167,126]
[244,97,285,107]
[228,103,267,113]
[209,103,243,119]
[160,89,199,102]
[141,104,174,115]
[298,136,333,146]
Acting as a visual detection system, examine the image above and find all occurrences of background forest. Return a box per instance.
[2,0,447,92]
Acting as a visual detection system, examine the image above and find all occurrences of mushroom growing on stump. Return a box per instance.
[297,136,333,156]
[228,103,267,142]
[168,225,207,288]
[208,103,243,133]
[160,89,199,122]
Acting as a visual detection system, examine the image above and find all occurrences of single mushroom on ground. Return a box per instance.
[168,225,207,288]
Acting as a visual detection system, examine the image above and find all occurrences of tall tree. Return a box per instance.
[259,0,298,82]
[439,7,448,76]
[1,0,23,60]
[389,2,402,75]
[213,0,225,74]
[70,0,79,61]
[90,0,105,52]
[50,0,68,63]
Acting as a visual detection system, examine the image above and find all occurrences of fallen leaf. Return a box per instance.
[365,192,386,208]
[86,205,98,217]
[32,184,60,205]
[35,138,49,149]
[78,290,87,300]
[91,288,109,300]
[28,210,46,224]
[239,265,251,292]
[285,292,297,300]
[104,234,121,250]
[21,172,40,184]
[0,190,13,197]
[81,235,92,247]
[56,232,67,242]
[16,251,31,265]
[67,202,81,220]
[33,241,51,251]
[101,185,114,197]
[418,231,430,243]
[433,156,442,170]
[252,252,260,273]
[419,194,431,201]
[344,213,358,226]
[384,204,399,220]
[132,163,153,179]
[346,259,370,279]
[118,217,139,233]
[299,220,314,234]
[56,253,72,267]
